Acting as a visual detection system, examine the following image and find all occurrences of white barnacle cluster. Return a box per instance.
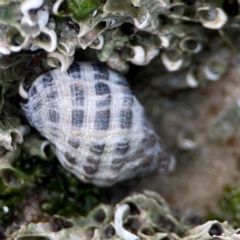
[151,2,230,89]
[48,0,171,72]
[5,190,240,240]
[0,0,57,55]
[47,0,232,86]
[0,0,234,79]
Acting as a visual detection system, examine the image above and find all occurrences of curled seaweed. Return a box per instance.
[0,0,234,88]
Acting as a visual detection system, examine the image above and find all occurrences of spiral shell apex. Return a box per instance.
[21,62,173,187]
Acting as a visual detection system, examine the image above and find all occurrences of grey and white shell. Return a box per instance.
[22,62,172,187]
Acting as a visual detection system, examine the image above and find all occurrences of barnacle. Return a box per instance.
[46,51,74,73]
[4,191,182,240]
[0,0,57,54]
[4,191,240,240]
[0,117,22,153]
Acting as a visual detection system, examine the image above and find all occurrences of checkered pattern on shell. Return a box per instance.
[22,62,172,186]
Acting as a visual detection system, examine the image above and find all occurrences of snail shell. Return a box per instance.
[21,62,172,186]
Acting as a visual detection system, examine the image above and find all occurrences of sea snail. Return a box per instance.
[21,62,174,187]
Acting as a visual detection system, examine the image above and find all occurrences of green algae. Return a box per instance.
[57,0,101,20]
[38,164,103,217]
[218,185,240,228]
[0,3,20,27]
[68,0,100,20]
[0,155,104,226]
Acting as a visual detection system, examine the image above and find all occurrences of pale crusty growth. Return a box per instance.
[22,62,172,186]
